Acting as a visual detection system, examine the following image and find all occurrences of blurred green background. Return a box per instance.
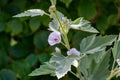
[0,0,120,80]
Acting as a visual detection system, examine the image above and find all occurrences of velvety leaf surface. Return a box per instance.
[50,52,79,79]
[79,50,110,80]
[13,9,45,17]
[29,62,55,76]
[80,35,116,54]
[70,18,99,33]
[0,69,17,80]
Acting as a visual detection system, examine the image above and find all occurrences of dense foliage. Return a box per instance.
[0,0,120,80]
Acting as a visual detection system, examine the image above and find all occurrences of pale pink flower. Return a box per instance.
[48,31,61,46]
[67,48,80,56]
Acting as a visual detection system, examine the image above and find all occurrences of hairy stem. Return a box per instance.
[106,68,120,80]
[111,60,116,74]
[54,11,70,50]
[70,71,79,78]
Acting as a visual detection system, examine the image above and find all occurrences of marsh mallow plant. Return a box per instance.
[13,0,120,80]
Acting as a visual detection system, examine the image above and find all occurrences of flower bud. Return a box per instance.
[55,47,61,52]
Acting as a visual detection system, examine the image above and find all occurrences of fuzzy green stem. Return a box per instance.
[111,60,115,74]
[70,71,79,78]
[54,11,70,50]
[77,60,81,79]
[60,42,66,48]
[106,68,120,80]
[44,12,50,16]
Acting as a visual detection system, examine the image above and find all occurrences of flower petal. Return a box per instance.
[48,31,61,46]
[67,48,80,56]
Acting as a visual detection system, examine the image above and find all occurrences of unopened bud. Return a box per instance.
[55,47,61,52]
[49,5,56,12]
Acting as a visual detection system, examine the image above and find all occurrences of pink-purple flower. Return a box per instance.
[48,31,61,46]
[67,48,80,56]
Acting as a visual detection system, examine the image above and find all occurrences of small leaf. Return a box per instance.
[29,17,41,32]
[50,52,79,79]
[10,38,17,46]
[78,0,96,20]
[70,17,99,33]
[80,35,116,54]
[107,14,117,26]
[9,42,30,58]
[34,31,49,51]
[96,16,108,34]
[29,62,55,76]
[13,9,45,17]
[25,53,37,67]
[60,0,72,7]
[7,19,23,36]
[11,60,31,80]
[0,69,17,80]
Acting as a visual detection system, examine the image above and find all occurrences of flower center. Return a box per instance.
[54,38,58,42]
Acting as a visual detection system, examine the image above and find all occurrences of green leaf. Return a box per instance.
[107,14,117,26]
[9,42,30,58]
[0,50,9,69]
[80,35,116,54]
[34,31,49,51]
[50,0,56,5]
[29,62,55,76]
[0,69,17,80]
[50,52,79,79]
[7,19,23,36]
[0,34,10,50]
[25,53,37,67]
[96,16,108,34]
[48,19,59,32]
[112,40,120,60]
[70,17,99,33]
[13,9,45,17]
[11,60,31,80]
[0,12,9,22]
[0,0,8,7]
[78,0,96,20]
[29,17,41,32]
[56,11,65,21]
[38,53,51,64]
[60,0,72,7]
[0,22,5,32]
[40,15,50,27]
[10,38,17,46]
[79,50,110,80]
[72,31,92,48]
